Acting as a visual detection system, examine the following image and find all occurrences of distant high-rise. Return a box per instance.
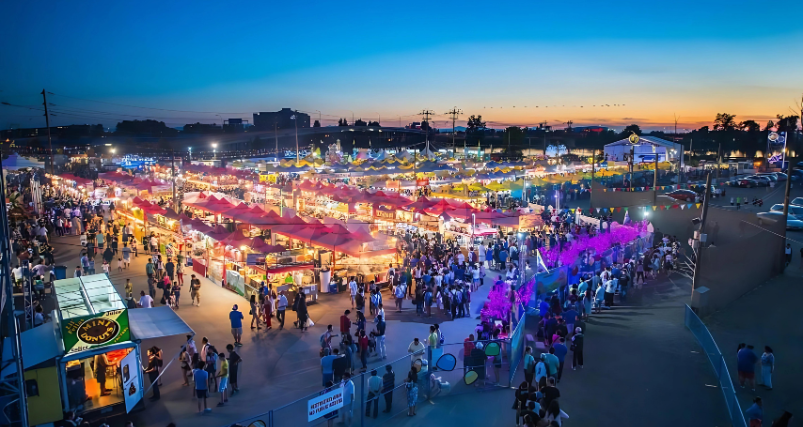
[253,108,310,131]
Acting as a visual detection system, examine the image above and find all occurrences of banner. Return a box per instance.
[308,386,344,422]
[416,178,430,187]
[518,213,543,229]
[61,309,130,354]
[767,131,787,167]
[385,180,401,190]
[536,266,568,296]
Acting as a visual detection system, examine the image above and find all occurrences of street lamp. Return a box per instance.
[188,147,192,161]
[212,143,218,159]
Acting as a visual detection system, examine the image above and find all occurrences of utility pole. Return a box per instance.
[590,149,596,213]
[41,89,55,175]
[446,107,463,155]
[691,172,712,297]
[653,145,658,205]
[274,123,278,156]
[171,147,177,213]
[418,109,434,153]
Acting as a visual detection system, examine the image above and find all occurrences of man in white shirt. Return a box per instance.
[394,283,405,312]
[349,278,358,308]
[604,279,616,308]
[340,373,355,425]
[407,338,425,363]
[276,291,288,330]
[11,265,23,284]
[457,251,465,266]
[138,290,154,308]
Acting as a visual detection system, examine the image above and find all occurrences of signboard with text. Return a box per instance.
[61,309,130,354]
[307,386,344,422]
[416,178,430,187]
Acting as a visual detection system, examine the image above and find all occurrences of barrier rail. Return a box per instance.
[684,304,747,427]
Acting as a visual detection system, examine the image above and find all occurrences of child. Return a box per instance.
[102,260,110,275]
[125,278,133,299]
[117,257,123,272]
[88,257,96,275]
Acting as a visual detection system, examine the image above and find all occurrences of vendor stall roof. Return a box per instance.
[53,274,126,320]
[18,323,60,369]
[128,306,194,340]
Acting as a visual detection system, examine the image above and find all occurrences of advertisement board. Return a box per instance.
[536,266,568,296]
[121,347,143,413]
[61,309,130,354]
[307,386,344,422]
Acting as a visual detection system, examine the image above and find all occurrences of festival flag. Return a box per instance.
[596,208,600,213]
[680,204,686,210]
[687,203,693,209]
[695,203,701,209]
[671,204,679,209]
[624,207,628,211]
[616,207,622,212]
[651,206,657,211]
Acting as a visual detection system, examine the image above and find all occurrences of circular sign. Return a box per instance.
[628,134,640,144]
[768,132,779,142]
[77,317,121,346]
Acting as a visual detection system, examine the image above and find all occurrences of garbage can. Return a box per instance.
[54,265,68,280]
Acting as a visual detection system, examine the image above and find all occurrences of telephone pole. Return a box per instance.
[41,89,55,175]
[446,107,463,155]
[418,109,434,152]
[691,172,712,298]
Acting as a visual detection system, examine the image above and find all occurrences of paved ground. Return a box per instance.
[49,235,493,427]
[706,272,803,425]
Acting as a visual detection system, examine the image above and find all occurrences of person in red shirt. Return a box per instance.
[340,310,352,339]
[358,330,369,372]
[463,333,476,356]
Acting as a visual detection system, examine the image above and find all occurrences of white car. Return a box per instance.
[757,211,803,230]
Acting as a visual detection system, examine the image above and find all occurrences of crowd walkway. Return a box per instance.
[50,235,493,427]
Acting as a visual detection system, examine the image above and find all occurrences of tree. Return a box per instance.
[622,124,642,136]
[354,118,367,126]
[420,121,431,132]
[313,120,321,127]
[775,114,799,133]
[763,120,775,131]
[739,120,760,132]
[251,136,262,150]
[713,113,737,131]
[466,115,486,130]
[338,118,349,126]
[367,121,380,127]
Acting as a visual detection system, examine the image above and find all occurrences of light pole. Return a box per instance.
[188,147,192,161]
[375,112,381,125]
[212,142,218,160]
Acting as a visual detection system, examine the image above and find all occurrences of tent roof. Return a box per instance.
[20,323,60,369]
[129,306,194,340]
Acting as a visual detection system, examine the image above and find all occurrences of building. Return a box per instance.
[182,122,222,134]
[223,118,247,133]
[573,125,608,133]
[603,134,683,166]
[253,108,310,131]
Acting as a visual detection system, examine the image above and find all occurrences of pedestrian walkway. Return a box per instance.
[49,235,493,427]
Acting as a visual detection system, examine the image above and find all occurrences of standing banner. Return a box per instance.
[308,386,344,422]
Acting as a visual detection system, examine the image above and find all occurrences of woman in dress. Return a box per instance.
[405,369,418,416]
[249,294,261,330]
[262,292,273,329]
[760,346,774,390]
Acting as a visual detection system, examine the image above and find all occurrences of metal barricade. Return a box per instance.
[684,304,747,427]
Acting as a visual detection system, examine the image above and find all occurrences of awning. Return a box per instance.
[129,306,194,340]
[21,323,61,369]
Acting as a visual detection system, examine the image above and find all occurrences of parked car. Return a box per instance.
[756,173,779,182]
[792,197,803,206]
[769,204,803,220]
[690,185,724,196]
[757,211,803,230]
[746,176,771,186]
[733,178,759,188]
[666,189,699,202]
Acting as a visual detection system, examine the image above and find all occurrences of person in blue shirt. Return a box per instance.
[552,338,569,382]
[563,308,578,335]
[499,249,508,269]
[229,305,244,347]
[745,397,762,425]
[737,345,758,391]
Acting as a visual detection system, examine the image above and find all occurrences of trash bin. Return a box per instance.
[54,265,68,280]
[329,283,338,294]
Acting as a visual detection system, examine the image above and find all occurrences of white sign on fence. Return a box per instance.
[307,386,344,422]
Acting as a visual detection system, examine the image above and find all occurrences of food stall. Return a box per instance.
[15,274,193,425]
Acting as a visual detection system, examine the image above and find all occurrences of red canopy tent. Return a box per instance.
[403,196,436,211]
[187,218,215,234]
[249,237,285,254]
[205,224,233,241]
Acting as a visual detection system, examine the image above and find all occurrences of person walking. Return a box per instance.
[382,365,395,413]
[745,397,763,427]
[249,294,261,330]
[349,277,358,309]
[225,344,242,394]
[297,291,309,331]
[405,370,418,416]
[738,344,759,391]
[375,315,387,360]
[523,346,536,387]
[190,274,201,306]
[277,291,288,330]
[165,257,175,283]
[760,346,774,390]
[216,352,229,406]
[358,330,369,372]
[365,370,381,418]
[229,305,245,346]
[193,361,211,413]
[262,293,272,329]
[552,338,568,382]
[571,327,584,369]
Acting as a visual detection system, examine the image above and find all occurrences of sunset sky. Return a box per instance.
[2,0,802,131]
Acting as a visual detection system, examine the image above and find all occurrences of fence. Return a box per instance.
[228,333,525,427]
[684,305,747,427]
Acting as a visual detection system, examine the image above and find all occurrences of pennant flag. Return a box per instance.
[624,207,628,211]
[687,203,693,209]
[616,207,622,212]
[671,204,679,209]
[596,208,600,213]
[651,206,657,211]
[695,203,701,209]
[570,208,575,213]
[680,204,686,210]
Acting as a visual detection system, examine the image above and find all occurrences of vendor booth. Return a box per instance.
[16,274,193,425]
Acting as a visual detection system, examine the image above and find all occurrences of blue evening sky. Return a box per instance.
[1,0,802,130]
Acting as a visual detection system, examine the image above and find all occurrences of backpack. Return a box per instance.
[439,331,445,346]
